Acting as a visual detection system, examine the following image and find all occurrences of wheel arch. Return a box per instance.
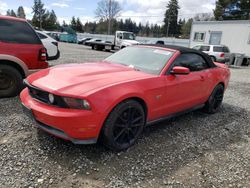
[210,55,216,61]
[218,82,225,88]
[105,96,148,123]
[97,95,148,139]
[0,59,26,78]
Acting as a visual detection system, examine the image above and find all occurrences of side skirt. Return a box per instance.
[146,104,205,126]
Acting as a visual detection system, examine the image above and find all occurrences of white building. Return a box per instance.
[190,20,250,57]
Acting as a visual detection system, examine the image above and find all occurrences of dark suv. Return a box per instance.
[0,16,48,98]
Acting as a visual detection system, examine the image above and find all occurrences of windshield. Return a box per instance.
[104,46,174,75]
[123,32,135,40]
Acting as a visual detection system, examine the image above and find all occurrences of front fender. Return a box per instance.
[87,82,150,136]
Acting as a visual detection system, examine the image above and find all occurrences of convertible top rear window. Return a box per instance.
[105,46,174,75]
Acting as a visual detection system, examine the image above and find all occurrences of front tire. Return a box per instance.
[203,84,224,114]
[102,100,146,151]
[0,65,23,98]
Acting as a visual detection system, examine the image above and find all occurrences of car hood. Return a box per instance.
[27,62,153,97]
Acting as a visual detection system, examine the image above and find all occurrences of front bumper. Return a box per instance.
[20,88,101,144]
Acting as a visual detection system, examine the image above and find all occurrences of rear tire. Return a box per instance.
[0,65,23,98]
[203,84,224,114]
[101,100,145,151]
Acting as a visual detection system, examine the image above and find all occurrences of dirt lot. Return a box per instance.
[0,43,250,188]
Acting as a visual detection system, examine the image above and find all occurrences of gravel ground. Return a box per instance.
[0,43,250,188]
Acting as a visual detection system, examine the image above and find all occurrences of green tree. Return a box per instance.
[32,0,46,28]
[43,10,59,30]
[76,17,84,32]
[181,18,193,39]
[240,0,250,19]
[70,16,77,31]
[17,6,26,19]
[62,20,68,27]
[7,9,17,17]
[214,0,231,20]
[10,10,17,17]
[163,0,180,37]
[6,9,11,16]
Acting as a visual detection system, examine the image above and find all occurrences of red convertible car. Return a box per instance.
[20,45,230,151]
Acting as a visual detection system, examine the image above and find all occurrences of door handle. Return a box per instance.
[200,75,205,81]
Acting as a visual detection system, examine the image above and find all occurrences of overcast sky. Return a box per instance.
[0,0,216,25]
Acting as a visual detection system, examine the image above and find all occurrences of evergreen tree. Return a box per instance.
[32,0,46,28]
[44,10,58,30]
[76,17,84,32]
[9,9,17,17]
[17,6,26,19]
[213,0,250,20]
[240,0,250,19]
[63,20,68,27]
[70,16,77,31]
[6,9,11,16]
[163,0,180,37]
[214,0,231,20]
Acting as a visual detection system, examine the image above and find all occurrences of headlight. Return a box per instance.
[63,97,91,110]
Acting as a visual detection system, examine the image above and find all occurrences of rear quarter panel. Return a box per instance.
[0,43,44,69]
[207,65,230,94]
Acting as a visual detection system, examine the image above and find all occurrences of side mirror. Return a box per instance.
[171,66,190,75]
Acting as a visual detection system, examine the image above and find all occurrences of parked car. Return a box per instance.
[36,30,60,61]
[21,45,230,151]
[78,37,92,45]
[0,16,48,98]
[192,44,231,63]
[46,32,60,41]
[146,40,165,45]
[85,38,103,46]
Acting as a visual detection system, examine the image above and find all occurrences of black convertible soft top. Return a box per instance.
[144,44,217,68]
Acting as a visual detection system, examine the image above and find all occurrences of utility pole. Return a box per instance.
[108,0,111,35]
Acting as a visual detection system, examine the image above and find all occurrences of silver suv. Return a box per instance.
[192,45,230,63]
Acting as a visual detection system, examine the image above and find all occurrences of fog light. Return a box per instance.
[48,93,55,104]
[82,100,91,110]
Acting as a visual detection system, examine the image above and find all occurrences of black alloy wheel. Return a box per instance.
[0,65,23,98]
[204,84,224,114]
[102,100,145,151]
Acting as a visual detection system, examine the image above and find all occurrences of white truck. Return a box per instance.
[89,31,140,51]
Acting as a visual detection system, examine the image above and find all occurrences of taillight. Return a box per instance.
[220,53,225,58]
[52,42,58,47]
[39,48,47,61]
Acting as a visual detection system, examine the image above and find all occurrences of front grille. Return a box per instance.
[24,80,68,108]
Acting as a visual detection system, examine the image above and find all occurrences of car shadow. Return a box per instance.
[35,102,250,184]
